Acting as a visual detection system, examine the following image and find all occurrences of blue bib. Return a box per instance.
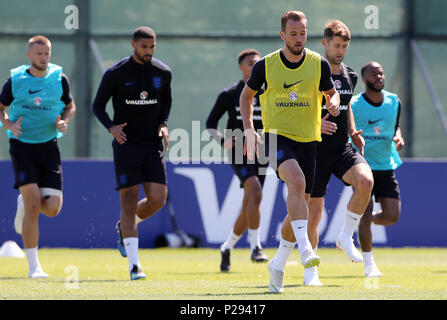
[9,63,65,143]
[351,90,402,170]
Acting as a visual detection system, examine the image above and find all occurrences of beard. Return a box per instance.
[32,62,47,71]
[134,51,152,65]
[366,79,383,92]
[286,42,304,56]
[327,55,342,66]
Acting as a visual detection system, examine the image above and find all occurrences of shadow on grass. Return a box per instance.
[165,272,246,275]
[0,277,28,281]
[319,275,364,279]
[44,279,129,283]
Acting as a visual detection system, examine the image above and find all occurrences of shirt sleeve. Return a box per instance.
[60,73,73,105]
[350,72,358,90]
[158,70,172,126]
[0,78,13,106]
[206,90,230,130]
[319,57,334,92]
[92,70,115,130]
[246,59,266,91]
[395,99,402,133]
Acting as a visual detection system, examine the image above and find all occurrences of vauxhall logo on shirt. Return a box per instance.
[125,90,158,106]
[274,80,311,107]
[21,95,51,111]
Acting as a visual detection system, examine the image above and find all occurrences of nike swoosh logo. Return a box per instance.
[297,226,304,229]
[28,89,43,94]
[368,119,382,125]
[283,80,302,89]
[125,82,135,86]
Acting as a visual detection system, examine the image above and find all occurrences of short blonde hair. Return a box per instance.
[28,35,51,49]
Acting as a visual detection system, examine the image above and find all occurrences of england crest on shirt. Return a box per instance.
[153,76,162,89]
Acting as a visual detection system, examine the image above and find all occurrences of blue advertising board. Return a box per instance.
[0,159,445,248]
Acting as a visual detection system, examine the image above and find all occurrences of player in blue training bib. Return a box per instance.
[0,35,76,279]
[351,61,405,278]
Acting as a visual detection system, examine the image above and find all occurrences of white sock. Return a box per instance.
[363,251,375,266]
[313,247,318,254]
[124,237,139,271]
[272,238,295,271]
[248,228,261,251]
[221,229,241,251]
[290,219,312,253]
[25,247,41,271]
[340,210,363,238]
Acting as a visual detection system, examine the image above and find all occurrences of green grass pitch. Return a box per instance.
[1,247,447,300]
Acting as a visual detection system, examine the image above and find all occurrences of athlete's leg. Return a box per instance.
[336,163,374,262]
[119,184,146,279]
[119,185,140,238]
[342,163,374,214]
[40,188,63,217]
[20,183,42,249]
[307,197,324,249]
[358,198,374,252]
[136,182,167,221]
[275,159,317,267]
[19,183,49,278]
[372,197,401,226]
[358,198,383,277]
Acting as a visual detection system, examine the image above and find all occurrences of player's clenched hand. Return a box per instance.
[321,113,337,135]
[326,93,340,117]
[109,123,127,144]
[158,124,169,151]
[6,116,23,138]
[55,115,68,133]
[243,128,261,161]
[351,129,365,156]
[393,135,404,151]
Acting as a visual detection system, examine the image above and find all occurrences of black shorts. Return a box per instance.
[229,149,268,188]
[311,143,368,197]
[9,138,62,190]
[372,170,400,202]
[265,133,317,194]
[112,140,167,190]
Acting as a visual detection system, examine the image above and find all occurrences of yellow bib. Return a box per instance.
[260,48,323,142]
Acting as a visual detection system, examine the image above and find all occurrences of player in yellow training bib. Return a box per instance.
[240,11,340,292]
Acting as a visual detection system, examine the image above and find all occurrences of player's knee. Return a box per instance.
[385,211,400,225]
[356,175,374,194]
[308,207,322,224]
[24,198,41,216]
[45,206,61,217]
[151,192,167,210]
[286,175,306,195]
[247,187,262,205]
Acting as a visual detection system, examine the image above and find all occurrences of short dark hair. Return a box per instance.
[361,61,382,77]
[238,48,261,64]
[133,26,156,42]
[324,20,351,41]
[281,11,307,32]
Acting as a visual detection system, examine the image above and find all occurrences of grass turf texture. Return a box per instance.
[1,248,447,300]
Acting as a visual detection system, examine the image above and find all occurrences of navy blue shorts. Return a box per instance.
[229,148,268,188]
[9,138,62,190]
[112,140,167,190]
[372,170,400,202]
[311,143,367,197]
[265,133,317,194]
